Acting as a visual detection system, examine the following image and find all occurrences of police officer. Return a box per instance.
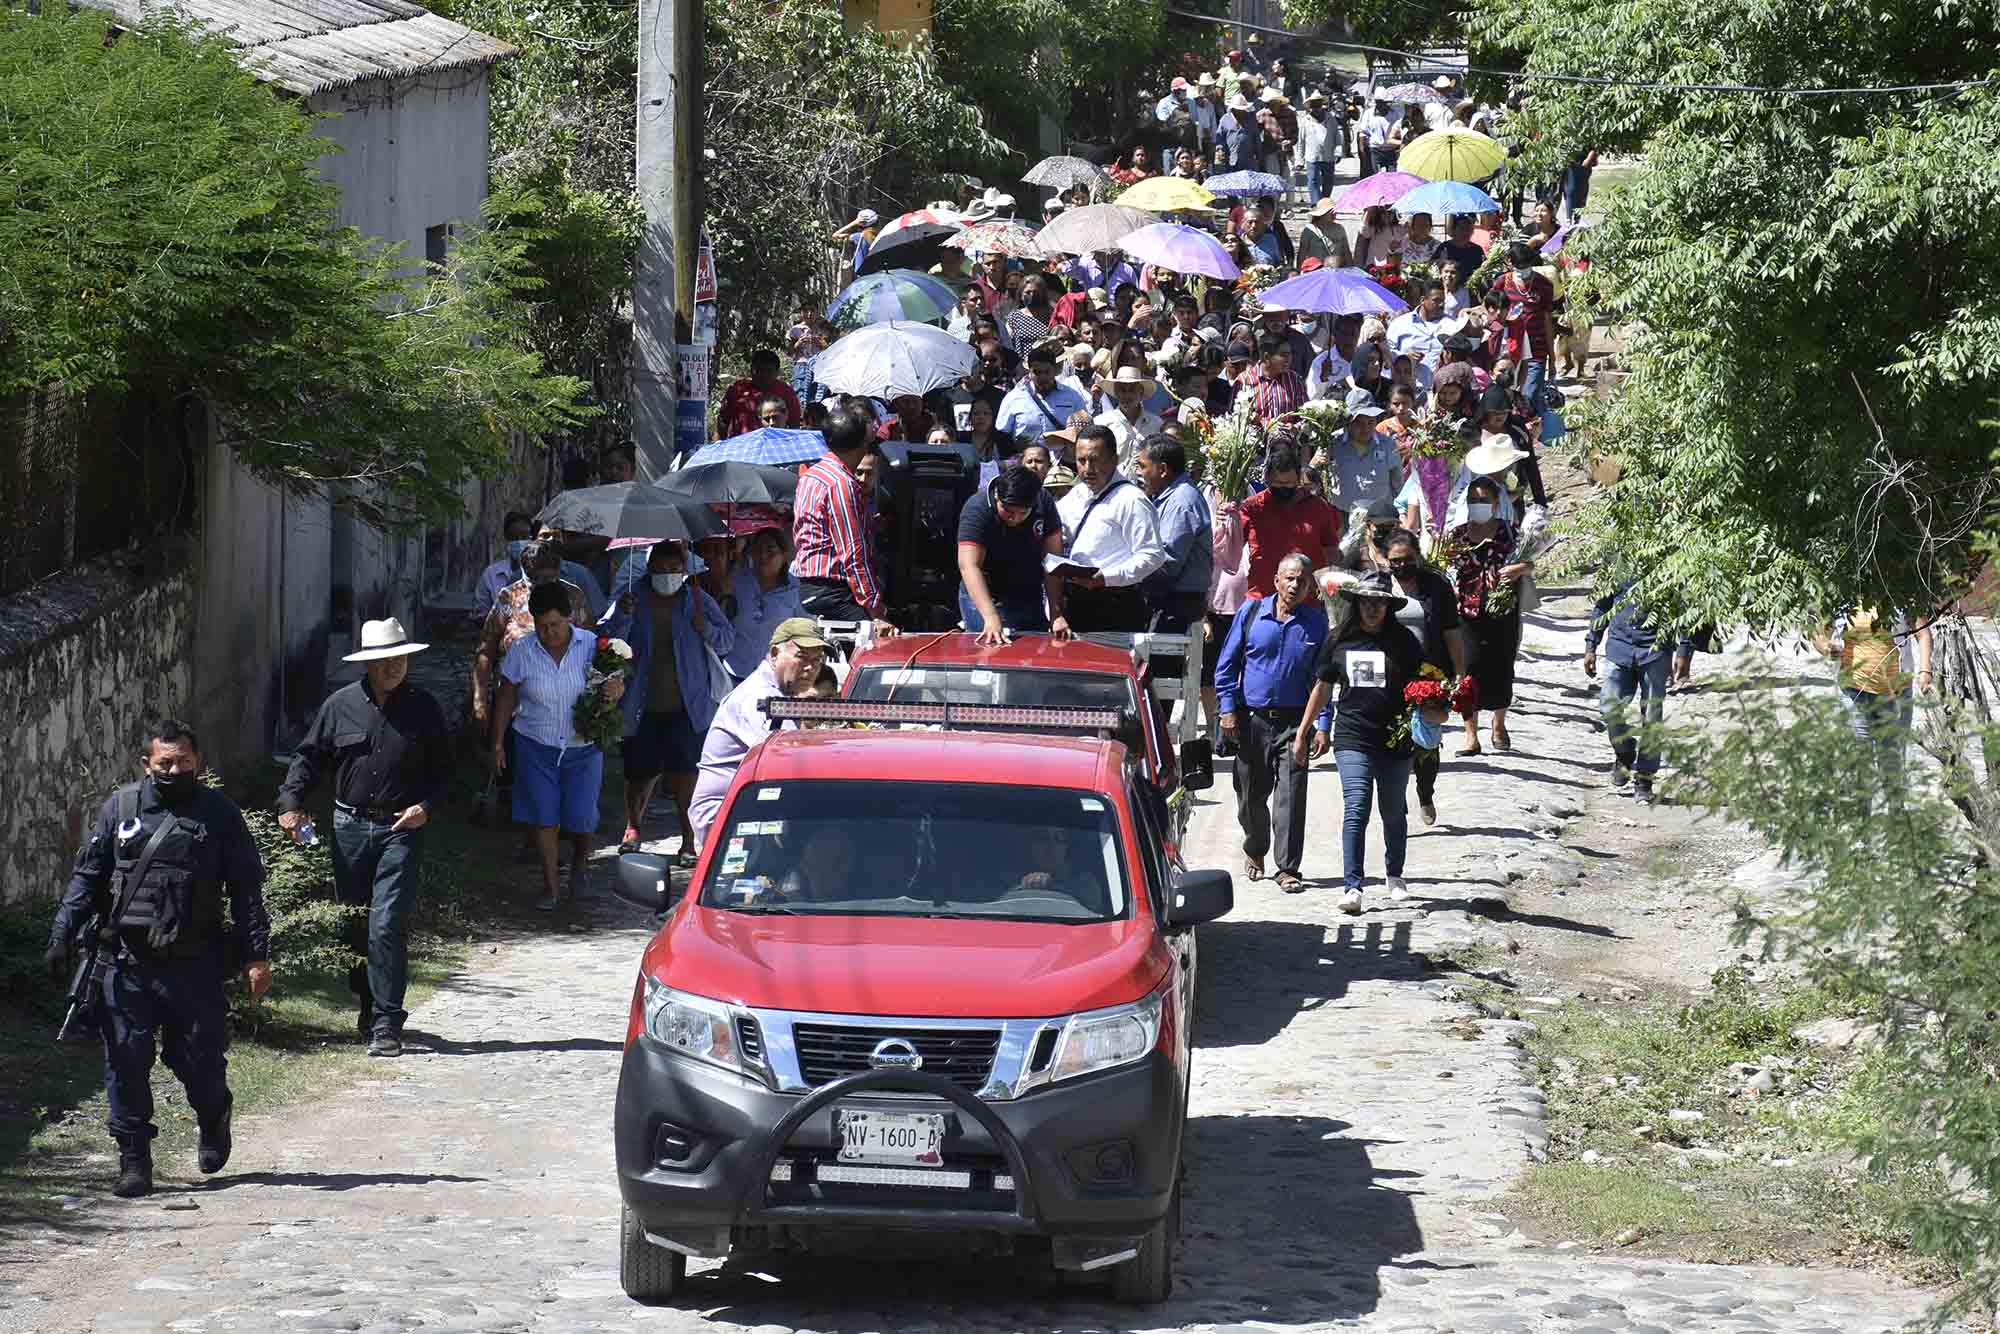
[45,719,271,1199]
[278,618,451,1058]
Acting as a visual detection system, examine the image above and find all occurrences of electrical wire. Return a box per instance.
[1166,6,1995,99]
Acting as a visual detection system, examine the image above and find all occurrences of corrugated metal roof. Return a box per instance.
[77,1,516,95]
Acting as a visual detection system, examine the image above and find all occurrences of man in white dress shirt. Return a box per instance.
[1054,426,1166,632]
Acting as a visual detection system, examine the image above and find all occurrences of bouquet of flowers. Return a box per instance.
[1388,666,1454,750]
[1403,409,1464,537]
[574,635,634,749]
[1450,673,1481,717]
[1235,264,1283,296]
[1483,506,1549,618]
[1366,255,1404,295]
[1282,397,1349,458]
[1204,398,1263,502]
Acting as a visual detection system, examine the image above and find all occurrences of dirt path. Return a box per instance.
[0,580,1942,1333]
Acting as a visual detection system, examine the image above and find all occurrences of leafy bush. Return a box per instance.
[235,800,361,983]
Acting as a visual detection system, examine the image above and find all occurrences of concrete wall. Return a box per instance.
[0,557,195,906]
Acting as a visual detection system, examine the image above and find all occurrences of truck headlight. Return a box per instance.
[1049,989,1164,1084]
[642,978,745,1075]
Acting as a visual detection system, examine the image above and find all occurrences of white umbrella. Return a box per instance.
[1033,203,1155,256]
[812,321,979,399]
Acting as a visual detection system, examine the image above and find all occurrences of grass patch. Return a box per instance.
[1507,965,1949,1274]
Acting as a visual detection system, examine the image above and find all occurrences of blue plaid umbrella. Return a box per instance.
[695,428,828,467]
[1394,179,1501,217]
[1202,170,1290,199]
[825,269,958,330]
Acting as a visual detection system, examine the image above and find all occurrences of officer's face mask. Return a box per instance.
[149,759,198,805]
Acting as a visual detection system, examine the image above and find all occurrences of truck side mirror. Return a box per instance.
[1166,868,1233,929]
[614,852,671,915]
[1178,738,1214,792]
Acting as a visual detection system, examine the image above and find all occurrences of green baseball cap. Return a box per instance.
[769,617,832,650]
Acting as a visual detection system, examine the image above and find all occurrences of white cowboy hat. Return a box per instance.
[1432,74,1456,90]
[1465,439,1530,475]
[982,186,1015,209]
[1106,365,1158,394]
[1259,87,1288,105]
[1309,196,1341,219]
[343,617,428,663]
[1196,72,1217,88]
[1226,92,1254,112]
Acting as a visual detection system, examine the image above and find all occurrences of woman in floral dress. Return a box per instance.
[1443,475,1535,754]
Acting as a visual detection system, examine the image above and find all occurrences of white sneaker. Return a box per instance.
[1386,877,1410,902]
[1337,889,1363,915]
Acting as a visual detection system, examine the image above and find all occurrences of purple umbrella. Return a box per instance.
[1541,216,1589,256]
[1257,268,1409,317]
[1117,222,1240,280]
[1332,170,1425,212]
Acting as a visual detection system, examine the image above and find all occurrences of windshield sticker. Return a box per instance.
[730,878,763,900]
[1080,797,1105,812]
[884,669,925,686]
[968,669,993,685]
[757,787,781,801]
[736,820,786,836]
[720,847,750,874]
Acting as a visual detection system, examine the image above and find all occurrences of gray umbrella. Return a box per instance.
[1032,203,1156,256]
[1023,154,1112,196]
[535,482,725,543]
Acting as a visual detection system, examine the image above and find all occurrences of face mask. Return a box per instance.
[651,572,689,597]
[1267,485,1298,503]
[506,539,530,563]
[1467,502,1495,523]
[1513,264,1534,279]
[152,771,196,805]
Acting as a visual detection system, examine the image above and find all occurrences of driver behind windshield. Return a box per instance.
[779,826,857,903]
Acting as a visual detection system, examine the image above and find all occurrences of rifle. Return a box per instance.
[55,917,107,1043]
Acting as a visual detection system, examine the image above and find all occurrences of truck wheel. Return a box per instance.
[1108,1183,1179,1304]
[619,1204,687,1303]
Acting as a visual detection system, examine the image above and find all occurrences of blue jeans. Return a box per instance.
[1335,747,1414,892]
[1518,357,1549,414]
[1841,687,1914,796]
[1600,654,1671,776]
[1562,164,1593,219]
[332,809,426,1033]
[1307,161,1335,206]
[100,952,231,1143]
[958,589,1049,634]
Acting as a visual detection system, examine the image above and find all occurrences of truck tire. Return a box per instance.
[1108,1182,1178,1304]
[619,1204,687,1303]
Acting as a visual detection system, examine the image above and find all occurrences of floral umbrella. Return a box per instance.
[1023,154,1111,196]
[1201,170,1290,199]
[1378,82,1447,105]
[944,218,1048,259]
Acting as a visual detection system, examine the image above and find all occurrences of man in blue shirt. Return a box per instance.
[1213,553,1334,888]
[996,344,1090,443]
[1217,93,1265,172]
[1582,580,1690,802]
[1135,435,1212,633]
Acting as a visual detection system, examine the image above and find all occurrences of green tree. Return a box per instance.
[1462,0,2000,631]
[0,7,590,527]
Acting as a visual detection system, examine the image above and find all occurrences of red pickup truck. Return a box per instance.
[610,702,1233,1304]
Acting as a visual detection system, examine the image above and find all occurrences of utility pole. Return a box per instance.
[632,0,705,479]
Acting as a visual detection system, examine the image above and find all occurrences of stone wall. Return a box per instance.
[0,554,195,907]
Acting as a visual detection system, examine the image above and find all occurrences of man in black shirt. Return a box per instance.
[279,618,451,1056]
[957,463,1070,644]
[1435,214,1487,292]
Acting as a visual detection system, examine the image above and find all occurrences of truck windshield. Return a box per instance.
[699,780,1128,922]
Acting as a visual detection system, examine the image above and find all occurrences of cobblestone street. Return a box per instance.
[0,592,1935,1334]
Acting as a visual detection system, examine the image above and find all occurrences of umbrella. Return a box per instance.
[535,482,725,543]
[1117,222,1240,280]
[695,428,829,467]
[657,461,800,506]
[857,226,958,277]
[874,207,962,240]
[1033,202,1155,256]
[1395,179,1502,217]
[1399,128,1507,183]
[1257,268,1409,317]
[1118,176,1216,212]
[945,219,1048,259]
[811,321,979,399]
[1378,82,1447,105]
[1202,170,1289,199]
[826,269,959,329]
[1333,170,1425,212]
[1541,217,1589,255]
[1023,154,1111,195]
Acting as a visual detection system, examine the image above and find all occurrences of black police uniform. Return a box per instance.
[49,777,269,1187]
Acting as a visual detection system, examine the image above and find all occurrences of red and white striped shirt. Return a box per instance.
[792,454,884,612]
[1238,365,1308,426]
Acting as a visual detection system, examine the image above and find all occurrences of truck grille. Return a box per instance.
[791,1023,1002,1091]
[735,1016,764,1064]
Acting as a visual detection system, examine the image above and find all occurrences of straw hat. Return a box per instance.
[343,617,429,662]
[1309,196,1341,219]
[1432,74,1455,91]
[1106,365,1158,394]
[1196,72,1217,89]
[1465,438,1529,475]
[1226,92,1254,113]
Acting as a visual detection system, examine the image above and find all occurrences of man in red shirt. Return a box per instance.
[717,349,803,438]
[792,403,898,641]
[1236,333,1308,427]
[1493,240,1557,416]
[1239,442,1343,599]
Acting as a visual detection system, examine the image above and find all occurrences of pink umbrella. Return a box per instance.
[1117,222,1240,280]
[1333,170,1425,212]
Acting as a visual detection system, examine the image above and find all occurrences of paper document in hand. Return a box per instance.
[1043,554,1096,578]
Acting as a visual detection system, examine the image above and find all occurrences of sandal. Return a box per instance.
[1244,858,1266,883]
[673,847,700,870]
[1275,871,1306,893]
[618,827,642,854]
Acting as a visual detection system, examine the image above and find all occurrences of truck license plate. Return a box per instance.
[836,1108,945,1166]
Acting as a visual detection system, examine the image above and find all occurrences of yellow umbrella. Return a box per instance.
[1118,175,1217,213]
[1399,128,1507,183]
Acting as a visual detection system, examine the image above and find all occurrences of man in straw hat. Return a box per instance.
[1094,364,1164,470]
[1298,93,1345,210]
[279,619,452,1057]
[1218,91,1265,172]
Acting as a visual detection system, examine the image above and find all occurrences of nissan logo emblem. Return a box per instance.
[867,1038,924,1071]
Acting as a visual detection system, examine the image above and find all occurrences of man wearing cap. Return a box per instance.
[688,619,831,847]
[831,208,878,284]
[280,619,452,1057]
[1093,365,1164,471]
[1331,387,1405,510]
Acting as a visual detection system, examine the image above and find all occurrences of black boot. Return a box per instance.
[367,1016,402,1058]
[113,1139,153,1198]
[197,1094,233,1174]
[348,963,374,1040]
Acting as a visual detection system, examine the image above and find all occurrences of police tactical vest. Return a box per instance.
[110,783,223,953]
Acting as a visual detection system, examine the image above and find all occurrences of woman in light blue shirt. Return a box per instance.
[724,526,804,680]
